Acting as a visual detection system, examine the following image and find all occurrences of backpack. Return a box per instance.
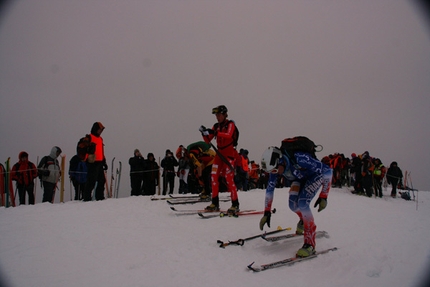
[77,134,95,161]
[280,136,321,161]
[74,161,88,184]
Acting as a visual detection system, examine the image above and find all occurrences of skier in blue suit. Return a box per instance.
[259,146,332,257]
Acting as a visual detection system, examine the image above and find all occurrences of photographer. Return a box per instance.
[160,149,178,195]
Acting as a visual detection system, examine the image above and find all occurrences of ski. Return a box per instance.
[171,206,255,215]
[0,163,5,206]
[151,194,201,201]
[198,208,276,219]
[197,209,260,218]
[5,158,15,207]
[167,197,230,205]
[115,161,122,198]
[247,247,338,272]
[262,230,329,242]
[217,226,291,248]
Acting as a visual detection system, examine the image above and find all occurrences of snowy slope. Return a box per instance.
[0,187,429,287]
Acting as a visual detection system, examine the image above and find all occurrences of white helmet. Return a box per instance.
[261,146,282,172]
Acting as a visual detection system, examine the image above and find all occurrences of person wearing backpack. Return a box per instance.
[259,138,332,258]
[11,151,38,205]
[199,105,240,214]
[69,153,88,200]
[38,146,62,203]
[83,122,107,201]
[187,141,216,199]
[386,161,403,198]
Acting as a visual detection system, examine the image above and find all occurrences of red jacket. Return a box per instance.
[203,120,238,158]
[11,152,37,186]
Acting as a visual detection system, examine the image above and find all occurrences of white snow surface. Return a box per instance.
[1,188,429,287]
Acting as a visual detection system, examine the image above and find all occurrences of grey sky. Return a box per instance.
[1,0,429,196]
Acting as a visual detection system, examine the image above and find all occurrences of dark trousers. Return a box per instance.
[72,179,85,200]
[143,180,157,196]
[130,174,144,196]
[374,178,383,198]
[162,172,175,195]
[17,183,35,205]
[391,179,399,197]
[83,162,105,201]
[42,181,56,203]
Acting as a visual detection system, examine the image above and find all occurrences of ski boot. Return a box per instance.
[205,196,219,211]
[296,243,315,258]
[227,200,240,216]
[296,219,304,235]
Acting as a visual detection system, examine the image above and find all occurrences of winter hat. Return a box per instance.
[351,153,356,158]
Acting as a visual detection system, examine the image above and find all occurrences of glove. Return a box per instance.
[199,125,206,133]
[259,211,271,230]
[314,197,327,212]
[202,130,210,136]
[103,163,108,170]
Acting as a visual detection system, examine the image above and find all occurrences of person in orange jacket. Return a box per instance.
[11,151,38,205]
[83,122,107,201]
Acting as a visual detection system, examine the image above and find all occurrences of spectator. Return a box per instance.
[11,151,38,205]
[161,149,178,195]
[361,151,374,197]
[373,158,386,198]
[386,161,403,198]
[69,153,87,200]
[176,145,190,194]
[350,153,363,194]
[143,153,159,196]
[129,149,145,196]
[38,146,62,203]
[83,122,107,201]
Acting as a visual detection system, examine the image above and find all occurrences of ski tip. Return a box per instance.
[170,206,176,211]
[247,262,260,272]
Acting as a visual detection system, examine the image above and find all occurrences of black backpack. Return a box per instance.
[77,134,95,161]
[280,136,322,161]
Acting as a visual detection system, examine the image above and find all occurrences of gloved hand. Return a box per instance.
[314,197,327,212]
[199,125,206,133]
[259,211,271,230]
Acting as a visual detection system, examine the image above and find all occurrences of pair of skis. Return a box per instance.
[0,158,16,207]
[170,206,257,216]
[217,227,336,272]
[198,208,276,219]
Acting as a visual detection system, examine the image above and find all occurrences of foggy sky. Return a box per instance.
[1,0,429,197]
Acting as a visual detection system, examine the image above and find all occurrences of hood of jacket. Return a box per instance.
[91,122,105,136]
[18,151,29,163]
[49,146,62,159]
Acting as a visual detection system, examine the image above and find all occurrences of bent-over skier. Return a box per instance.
[259,145,332,257]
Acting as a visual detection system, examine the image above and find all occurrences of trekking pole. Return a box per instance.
[209,142,236,174]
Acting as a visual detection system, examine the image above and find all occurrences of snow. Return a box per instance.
[1,188,429,287]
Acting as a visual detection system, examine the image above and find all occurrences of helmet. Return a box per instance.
[261,146,282,172]
[212,105,228,114]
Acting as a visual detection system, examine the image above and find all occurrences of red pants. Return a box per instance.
[211,156,238,201]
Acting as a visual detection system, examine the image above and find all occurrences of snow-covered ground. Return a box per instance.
[0,187,429,287]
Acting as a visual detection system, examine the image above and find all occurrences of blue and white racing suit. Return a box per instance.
[263,152,332,248]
